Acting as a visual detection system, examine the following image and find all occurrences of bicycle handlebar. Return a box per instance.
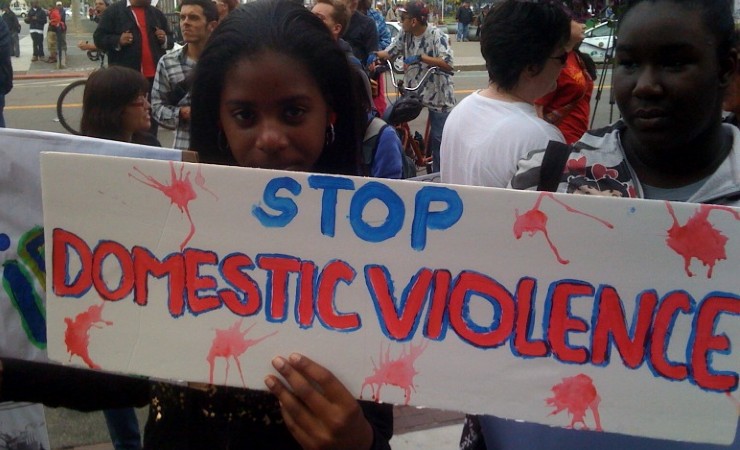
[375,60,454,94]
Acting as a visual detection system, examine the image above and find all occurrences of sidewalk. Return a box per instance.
[13,23,486,80]
[46,405,465,449]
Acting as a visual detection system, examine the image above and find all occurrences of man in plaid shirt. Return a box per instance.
[151,0,217,149]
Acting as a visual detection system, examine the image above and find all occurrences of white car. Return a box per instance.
[385,21,404,74]
[581,21,616,63]
[11,4,28,17]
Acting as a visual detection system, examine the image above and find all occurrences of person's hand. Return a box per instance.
[154,27,166,44]
[264,353,374,450]
[403,54,421,65]
[179,106,191,121]
[119,30,133,46]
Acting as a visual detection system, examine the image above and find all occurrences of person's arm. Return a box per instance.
[155,9,174,50]
[150,57,180,130]
[264,353,392,450]
[420,28,453,72]
[0,357,150,411]
[372,126,403,179]
[93,5,124,53]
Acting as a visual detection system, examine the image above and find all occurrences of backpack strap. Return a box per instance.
[361,117,390,175]
[537,140,572,192]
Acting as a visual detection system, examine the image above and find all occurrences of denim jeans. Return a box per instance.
[456,22,464,41]
[428,108,450,174]
[0,94,5,128]
[104,408,142,450]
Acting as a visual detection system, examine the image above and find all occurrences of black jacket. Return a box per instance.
[2,9,21,34]
[0,18,12,96]
[93,0,173,74]
[26,6,46,31]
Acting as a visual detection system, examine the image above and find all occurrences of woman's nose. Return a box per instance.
[255,120,288,154]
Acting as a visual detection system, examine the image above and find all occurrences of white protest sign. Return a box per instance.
[41,153,739,444]
[0,128,184,445]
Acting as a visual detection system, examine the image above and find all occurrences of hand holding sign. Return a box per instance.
[265,353,374,450]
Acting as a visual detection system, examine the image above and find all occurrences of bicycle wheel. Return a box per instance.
[56,79,87,135]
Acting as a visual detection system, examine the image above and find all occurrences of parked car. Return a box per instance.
[385,21,405,74]
[581,20,616,63]
[11,4,28,17]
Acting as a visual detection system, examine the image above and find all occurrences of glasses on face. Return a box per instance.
[550,52,568,65]
[129,93,150,108]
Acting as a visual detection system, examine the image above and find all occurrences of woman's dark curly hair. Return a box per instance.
[190,0,363,175]
[480,0,570,91]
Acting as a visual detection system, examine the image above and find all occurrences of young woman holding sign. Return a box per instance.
[462,0,740,449]
[0,2,390,449]
[150,1,391,449]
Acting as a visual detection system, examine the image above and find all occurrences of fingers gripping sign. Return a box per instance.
[265,353,374,450]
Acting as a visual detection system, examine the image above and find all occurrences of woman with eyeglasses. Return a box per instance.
[80,65,160,147]
[440,0,570,188]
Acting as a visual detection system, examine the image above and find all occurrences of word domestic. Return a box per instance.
[53,229,739,393]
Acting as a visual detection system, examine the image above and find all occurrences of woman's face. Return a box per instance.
[614,1,732,151]
[528,47,567,99]
[121,92,151,136]
[215,0,228,19]
[218,52,331,171]
[567,19,585,50]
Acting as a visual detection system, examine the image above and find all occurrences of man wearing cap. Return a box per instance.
[376,0,455,173]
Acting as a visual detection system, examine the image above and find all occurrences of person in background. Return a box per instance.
[474,4,488,40]
[534,18,594,144]
[375,0,455,174]
[358,0,389,116]
[341,0,378,71]
[47,1,66,66]
[500,1,740,447]
[213,0,236,21]
[81,66,159,146]
[440,0,568,187]
[385,2,397,21]
[26,0,45,62]
[455,0,472,42]
[0,16,12,127]
[78,0,110,52]
[151,0,217,149]
[94,0,174,137]
[1,3,21,57]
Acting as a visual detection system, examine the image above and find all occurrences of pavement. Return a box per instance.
[17,20,475,450]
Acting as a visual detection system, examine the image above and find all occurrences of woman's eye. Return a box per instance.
[232,109,255,125]
[284,106,306,122]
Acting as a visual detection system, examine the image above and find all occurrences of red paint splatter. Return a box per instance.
[129,161,201,251]
[207,320,277,386]
[195,165,218,199]
[665,202,740,278]
[513,192,613,264]
[63,303,112,369]
[360,341,428,405]
[546,373,603,431]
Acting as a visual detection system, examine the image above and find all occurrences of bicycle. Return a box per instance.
[56,46,105,135]
[376,59,454,174]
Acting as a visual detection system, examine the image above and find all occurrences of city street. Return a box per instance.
[5,69,616,144]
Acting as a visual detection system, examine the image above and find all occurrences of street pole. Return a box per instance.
[70,0,81,33]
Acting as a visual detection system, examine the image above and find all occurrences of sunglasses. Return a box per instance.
[550,52,568,65]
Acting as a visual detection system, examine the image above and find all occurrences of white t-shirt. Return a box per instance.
[441,91,564,187]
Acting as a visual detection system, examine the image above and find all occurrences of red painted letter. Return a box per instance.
[513,277,548,358]
[690,294,740,391]
[591,288,657,368]
[52,228,92,297]
[91,240,134,301]
[547,281,593,364]
[366,265,433,340]
[219,253,262,317]
[132,247,185,316]
[317,260,359,330]
[257,255,301,322]
[650,291,692,382]
[448,271,515,348]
